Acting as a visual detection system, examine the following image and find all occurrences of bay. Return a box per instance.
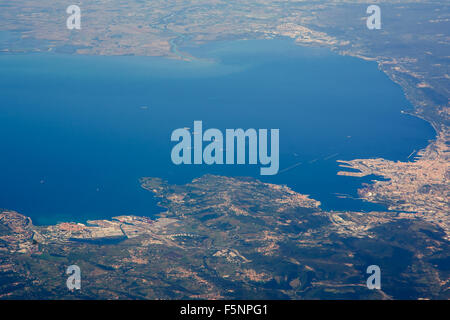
[0,39,435,224]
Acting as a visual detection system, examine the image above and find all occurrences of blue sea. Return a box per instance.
[0,40,435,225]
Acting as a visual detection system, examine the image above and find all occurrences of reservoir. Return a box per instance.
[0,39,435,225]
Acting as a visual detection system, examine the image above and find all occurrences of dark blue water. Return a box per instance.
[0,40,435,225]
